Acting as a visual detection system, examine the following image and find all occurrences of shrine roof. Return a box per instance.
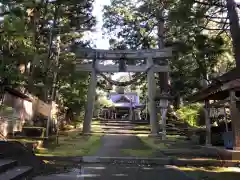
[108,92,142,107]
[187,68,240,103]
[4,87,32,102]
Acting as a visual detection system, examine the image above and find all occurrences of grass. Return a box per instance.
[119,135,166,157]
[91,124,104,132]
[137,135,169,150]
[134,124,150,129]
[135,135,221,159]
[121,149,155,157]
[35,130,102,157]
[138,135,195,149]
[176,166,240,180]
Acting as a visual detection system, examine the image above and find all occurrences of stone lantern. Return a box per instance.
[154,88,173,140]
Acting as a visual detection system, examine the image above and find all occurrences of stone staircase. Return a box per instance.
[94,119,150,134]
[98,118,193,136]
[0,154,33,180]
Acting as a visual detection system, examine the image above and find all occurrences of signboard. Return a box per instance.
[74,48,172,60]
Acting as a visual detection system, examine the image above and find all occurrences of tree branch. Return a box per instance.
[194,0,240,8]
[216,16,230,36]
[199,26,229,31]
[204,15,228,19]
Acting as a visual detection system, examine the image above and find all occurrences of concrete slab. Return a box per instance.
[34,164,193,180]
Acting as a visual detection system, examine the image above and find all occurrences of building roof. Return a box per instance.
[187,68,240,103]
[4,87,32,102]
[109,92,142,108]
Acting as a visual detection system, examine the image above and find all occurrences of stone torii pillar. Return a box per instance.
[75,48,172,134]
[82,59,97,134]
[147,56,159,135]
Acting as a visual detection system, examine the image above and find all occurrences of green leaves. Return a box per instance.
[102,0,234,100]
[177,103,202,127]
[1,0,95,117]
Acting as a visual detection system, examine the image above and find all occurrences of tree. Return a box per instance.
[225,0,240,67]
[1,0,96,120]
[102,0,234,100]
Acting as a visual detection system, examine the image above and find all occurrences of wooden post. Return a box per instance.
[147,56,159,135]
[129,99,133,121]
[204,100,211,146]
[223,107,229,132]
[82,60,97,134]
[229,90,240,150]
[145,98,148,120]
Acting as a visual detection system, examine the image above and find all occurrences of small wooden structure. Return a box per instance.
[0,87,33,136]
[0,87,54,137]
[187,68,240,150]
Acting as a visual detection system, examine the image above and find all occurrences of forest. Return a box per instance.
[1,0,240,123]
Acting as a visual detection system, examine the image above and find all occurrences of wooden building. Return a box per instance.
[100,92,143,120]
[0,87,53,137]
[187,68,240,150]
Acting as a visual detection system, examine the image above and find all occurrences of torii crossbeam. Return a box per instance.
[73,47,172,135]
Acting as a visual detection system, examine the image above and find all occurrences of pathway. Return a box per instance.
[94,119,151,157]
[34,164,193,180]
[34,119,194,180]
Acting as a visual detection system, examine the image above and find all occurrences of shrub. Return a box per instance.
[176,103,202,127]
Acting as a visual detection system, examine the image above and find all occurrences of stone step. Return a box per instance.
[100,120,132,123]
[0,159,18,173]
[100,122,132,125]
[0,166,33,180]
[101,126,134,129]
[101,127,150,132]
[91,131,149,135]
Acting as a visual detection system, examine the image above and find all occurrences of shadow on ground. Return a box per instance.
[176,166,240,180]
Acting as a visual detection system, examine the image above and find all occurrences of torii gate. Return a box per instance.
[74,47,172,136]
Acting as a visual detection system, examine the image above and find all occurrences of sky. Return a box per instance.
[89,0,128,80]
[90,0,240,80]
[89,0,111,49]
[90,0,240,48]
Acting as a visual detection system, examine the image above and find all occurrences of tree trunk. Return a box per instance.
[157,6,169,94]
[173,93,181,110]
[226,0,240,68]
[65,108,74,124]
[43,4,59,102]
[27,4,39,93]
[226,0,240,150]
